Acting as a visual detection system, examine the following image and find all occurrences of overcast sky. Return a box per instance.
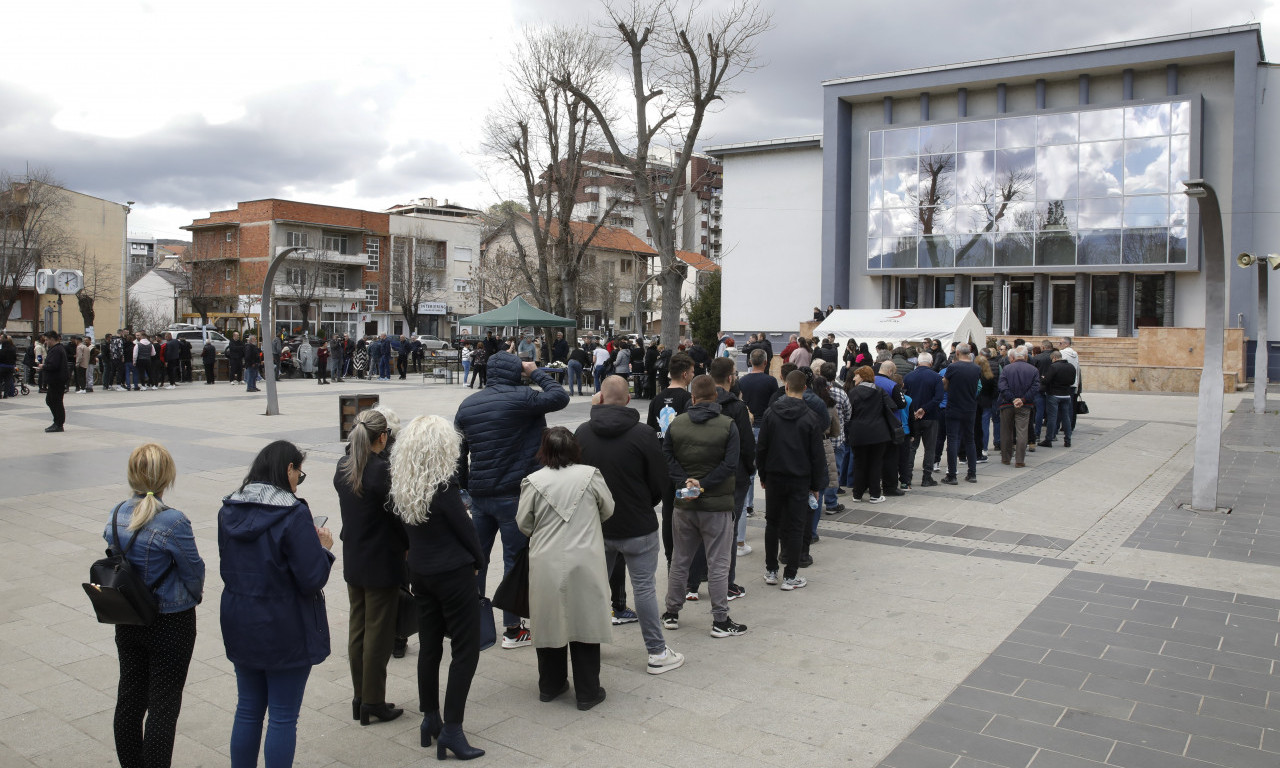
[2,0,1273,240]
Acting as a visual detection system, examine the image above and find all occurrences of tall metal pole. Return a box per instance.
[1184,180,1225,512]
[1255,263,1269,414]
[262,246,303,416]
[119,202,133,327]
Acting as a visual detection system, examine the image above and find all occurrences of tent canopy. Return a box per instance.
[459,296,576,328]
[813,308,987,351]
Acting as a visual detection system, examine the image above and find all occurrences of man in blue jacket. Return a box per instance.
[455,351,569,648]
[903,352,945,487]
[998,346,1041,467]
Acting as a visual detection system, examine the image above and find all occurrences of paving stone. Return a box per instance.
[906,721,1038,768]
[1184,734,1279,768]
[981,714,1114,762]
[1127,703,1263,749]
[1056,708,1188,754]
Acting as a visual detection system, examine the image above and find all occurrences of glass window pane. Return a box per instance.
[995,232,1034,267]
[996,116,1036,148]
[898,277,919,309]
[1125,104,1170,138]
[884,236,919,268]
[1169,226,1188,264]
[956,233,995,268]
[957,151,995,203]
[998,202,1037,233]
[1124,137,1170,195]
[919,235,956,268]
[921,124,957,154]
[1123,195,1168,228]
[882,157,917,207]
[1035,200,1077,232]
[958,204,992,233]
[1078,230,1123,265]
[868,238,888,270]
[886,207,919,237]
[1079,198,1122,229]
[1090,275,1120,327]
[1135,274,1166,327]
[1170,101,1191,134]
[972,281,994,326]
[958,120,995,151]
[1169,193,1189,228]
[1051,283,1076,326]
[1036,144,1079,200]
[918,154,957,206]
[1079,141,1123,197]
[1079,108,1124,142]
[919,207,955,236]
[1037,112,1078,145]
[1170,134,1190,190]
[1037,233,1077,266]
[868,159,883,209]
[869,131,883,160]
[935,277,956,308]
[995,147,1035,191]
[884,127,919,158]
[868,210,888,239]
[1122,228,1169,264]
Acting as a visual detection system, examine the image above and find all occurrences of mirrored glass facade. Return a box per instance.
[867,99,1194,271]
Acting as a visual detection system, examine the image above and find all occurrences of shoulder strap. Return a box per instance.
[112,500,179,590]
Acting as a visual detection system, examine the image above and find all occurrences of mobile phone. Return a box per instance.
[312,515,328,528]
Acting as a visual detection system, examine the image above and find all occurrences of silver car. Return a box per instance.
[413,334,450,351]
[173,329,229,355]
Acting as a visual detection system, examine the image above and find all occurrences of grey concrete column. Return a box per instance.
[957,88,968,117]
[1163,271,1176,327]
[920,93,930,121]
[992,274,1007,334]
[1074,273,1090,337]
[918,275,932,308]
[1118,272,1135,337]
[1032,274,1049,337]
[882,277,892,309]
[1167,64,1179,96]
[1035,79,1047,109]
[1123,69,1135,100]
[956,275,972,308]
[883,97,893,124]
[1079,74,1090,105]
[996,84,1008,113]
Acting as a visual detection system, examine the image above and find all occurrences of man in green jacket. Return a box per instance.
[660,375,746,639]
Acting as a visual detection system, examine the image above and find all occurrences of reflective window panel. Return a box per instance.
[1134,274,1167,327]
[866,98,1194,271]
[1090,275,1121,328]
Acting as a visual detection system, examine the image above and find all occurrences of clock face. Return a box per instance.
[53,269,83,294]
[35,269,52,294]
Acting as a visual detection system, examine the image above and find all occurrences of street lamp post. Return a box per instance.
[1182,179,1227,513]
[119,201,134,327]
[262,246,305,416]
[1235,252,1279,414]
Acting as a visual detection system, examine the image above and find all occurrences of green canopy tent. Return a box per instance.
[459,296,576,328]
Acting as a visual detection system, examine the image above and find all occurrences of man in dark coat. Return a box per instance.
[455,351,569,647]
[576,376,683,673]
[552,332,569,363]
[226,331,246,383]
[38,331,69,431]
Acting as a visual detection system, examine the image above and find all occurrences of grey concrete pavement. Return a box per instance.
[2,376,1279,767]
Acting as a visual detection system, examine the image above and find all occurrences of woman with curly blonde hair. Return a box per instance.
[390,416,486,760]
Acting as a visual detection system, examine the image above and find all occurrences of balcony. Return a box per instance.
[311,286,362,300]
[275,246,369,267]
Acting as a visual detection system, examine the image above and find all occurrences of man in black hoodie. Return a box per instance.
[576,376,685,675]
[755,370,826,591]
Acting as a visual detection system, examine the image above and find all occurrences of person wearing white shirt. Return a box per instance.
[592,347,610,394]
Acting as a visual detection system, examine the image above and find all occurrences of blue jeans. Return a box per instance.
[592,364,605,392]
[245,365,260,391]
[230,665,311,768]
[744,425,761,512]
[462,360,472,384]
[125,362,138,388]
[980,406,996,451]
[1046,395,1073,443]
[472,495,527,628]
[379,357,391,379]
[567,360,583,394]
[839,439,855,486]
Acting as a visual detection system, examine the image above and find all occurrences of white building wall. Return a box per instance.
[718,145,823,333]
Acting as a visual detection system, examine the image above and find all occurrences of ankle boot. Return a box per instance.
[351,697,362,721]
[436,723,484,760]
[420,711,443,748]
[359,702,404,725]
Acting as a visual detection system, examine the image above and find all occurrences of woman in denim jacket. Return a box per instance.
[104,443,205,768]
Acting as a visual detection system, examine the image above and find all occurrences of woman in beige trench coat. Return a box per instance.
[516,427,615,711]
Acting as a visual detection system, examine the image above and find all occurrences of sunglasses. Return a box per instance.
[297,470,307,485]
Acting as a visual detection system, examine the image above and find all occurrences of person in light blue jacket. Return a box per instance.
[104,443,205,768]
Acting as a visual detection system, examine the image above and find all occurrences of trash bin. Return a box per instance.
[339,393,380,441]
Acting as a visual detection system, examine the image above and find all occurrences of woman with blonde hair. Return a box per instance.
[335,408,407,725]
[105,443,205,768]
[391,415,486,760]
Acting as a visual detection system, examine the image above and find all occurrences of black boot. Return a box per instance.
[351,698,362,720]
[419,711,443,748]
[360,702,404,725]
[436,723,484,760]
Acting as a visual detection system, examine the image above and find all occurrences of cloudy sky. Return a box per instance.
[1,0,1273,240]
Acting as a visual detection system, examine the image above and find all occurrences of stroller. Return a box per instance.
[0,363,30,398]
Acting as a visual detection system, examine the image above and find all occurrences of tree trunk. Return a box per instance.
[659,267,684,349]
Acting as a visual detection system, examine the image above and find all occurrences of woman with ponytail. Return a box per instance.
[334,408,408,726]
[105,443,205,768]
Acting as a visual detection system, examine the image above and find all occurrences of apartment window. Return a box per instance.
[453,246,473,262]
[453,278,471,293]
[365,237,380,269]
[225,266,233,280]
[620,260,632,274]
[323,269,345,290]
[285,267,306,286]
[225,231,233,242]
[286,231,309,248]
[620,288,634,303]
[323,233,348,254]
[365,283,378,309]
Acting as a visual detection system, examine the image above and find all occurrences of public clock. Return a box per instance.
[34,269,54,294]
[53,269,84,295]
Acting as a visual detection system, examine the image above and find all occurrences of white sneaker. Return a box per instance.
[780,576,807,591]
[75,389,84,394]
[736,543,752,557]
[868,495,887,504]
[647,647,685,675]
[164,384,175,390]
[763,570,778,585]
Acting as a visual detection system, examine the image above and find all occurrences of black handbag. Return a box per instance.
[478,596,497,652]
[492,546,531,619]
[83,503,175,626]
[882,398,906,445]
[395,586,418,638]
[1074,397,1089,415]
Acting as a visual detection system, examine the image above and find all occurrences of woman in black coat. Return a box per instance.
[335,408,408,726]
[845,365,895,503]
[201,341,217,385]
[390,415,487,760]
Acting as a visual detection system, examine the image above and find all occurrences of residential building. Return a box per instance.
[383,198,483,339]
[128,266,190,329]
[127,234,158,283]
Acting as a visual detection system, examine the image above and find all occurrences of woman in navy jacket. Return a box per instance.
[218,441,334,768]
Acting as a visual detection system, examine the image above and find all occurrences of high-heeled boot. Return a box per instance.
[351,698,362,721]
[419,711,443,748]
[436,723,484,760]
[359,702,404,725]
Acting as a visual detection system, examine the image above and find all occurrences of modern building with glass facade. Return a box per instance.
[710,25,1279,342]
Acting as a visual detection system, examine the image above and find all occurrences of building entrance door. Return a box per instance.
[1003,280,1035,336]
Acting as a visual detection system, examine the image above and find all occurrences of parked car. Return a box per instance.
[413,334,450,350]
[172,329,230,355]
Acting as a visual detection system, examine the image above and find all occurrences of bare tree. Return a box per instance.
[125,292,171,336]
[472,241,528,310]
[279,247,325,336]
[555,0,771,348]
[0,168,71,328]
[186,244,239,327]
[65,243,121,332]
[390,229,448,334]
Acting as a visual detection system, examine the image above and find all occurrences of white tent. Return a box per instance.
[813,308,987,352]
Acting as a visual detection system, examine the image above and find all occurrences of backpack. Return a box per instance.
[82,503,175,626]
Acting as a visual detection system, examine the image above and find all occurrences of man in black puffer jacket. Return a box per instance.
[455,351,569,648]
[576,376,684,674]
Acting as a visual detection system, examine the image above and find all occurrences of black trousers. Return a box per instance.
[348,584,398,707]
[397,356,407,378]
[412,565,480,725]
[660,482,676,565]
[536,642,600,702]
[609,552,627,611]
[204,362,216,384]
[851,443,886,498]
[764,474,808,580]
[229,359,243,383]
[114,608,197,768]
[166,361,180,386]
[881,440,900,493]
[74,366,86,391]
[46,382,66,426]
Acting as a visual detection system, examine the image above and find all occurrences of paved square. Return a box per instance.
[2,379,1280,767]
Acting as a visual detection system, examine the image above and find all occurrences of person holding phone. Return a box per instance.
[218,441,334,768]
